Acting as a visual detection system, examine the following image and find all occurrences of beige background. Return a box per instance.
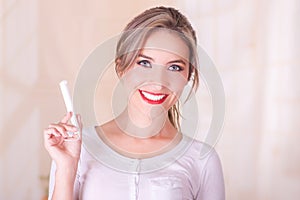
[1,0,300,199]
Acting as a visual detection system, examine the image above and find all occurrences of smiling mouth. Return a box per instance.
[139,90,168,104]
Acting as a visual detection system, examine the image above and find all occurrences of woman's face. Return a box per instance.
[120,30,190,115]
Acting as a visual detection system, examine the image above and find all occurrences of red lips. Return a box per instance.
[139,90,168,104]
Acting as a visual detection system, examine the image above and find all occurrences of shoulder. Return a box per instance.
[78,126,101,166]
[181,136,221,167]
[82,126,96,136]
[179,136,224,183]
[181,137,225,199]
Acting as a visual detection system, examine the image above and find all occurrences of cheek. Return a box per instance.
[120,66,188,93]
[120,67,145,91]
[167,72,188,94]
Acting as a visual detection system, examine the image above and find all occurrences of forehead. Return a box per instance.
[141,30,190,61]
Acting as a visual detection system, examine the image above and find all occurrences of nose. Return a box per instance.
[150,64,169,88]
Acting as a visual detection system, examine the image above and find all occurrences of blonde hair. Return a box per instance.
[115,6,199,131]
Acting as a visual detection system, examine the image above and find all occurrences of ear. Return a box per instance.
[115,58,122,77]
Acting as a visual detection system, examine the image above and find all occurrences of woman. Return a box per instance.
[44,6,225,200]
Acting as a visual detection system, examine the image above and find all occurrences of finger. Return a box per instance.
[48,124,69,138]
[60,112,72,123]
[44,127,63,138]
[46,134,62,146]
[44,127,68,142]
[57,123,78,132]
[50,122,78,133]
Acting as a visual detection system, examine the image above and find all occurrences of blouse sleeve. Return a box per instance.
[47,161,55,200]
[47,161,80,200]
[196,149,225,200]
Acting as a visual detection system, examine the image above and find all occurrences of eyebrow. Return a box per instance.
[138,54,154,61]
[138,54,187,65]
[167,59,187,65]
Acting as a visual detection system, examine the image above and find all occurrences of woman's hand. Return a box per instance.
[44,112,82,170]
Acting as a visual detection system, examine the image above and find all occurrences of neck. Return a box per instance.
[115,106,172,138]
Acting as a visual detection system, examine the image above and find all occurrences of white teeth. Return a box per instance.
[141,91,166,101]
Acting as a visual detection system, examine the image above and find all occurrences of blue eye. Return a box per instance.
[168,65,183,71]
[137,60,151,68]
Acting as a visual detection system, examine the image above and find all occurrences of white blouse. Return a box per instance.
[49,126,225,200]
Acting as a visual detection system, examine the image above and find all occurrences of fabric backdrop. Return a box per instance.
[0,0,299,199]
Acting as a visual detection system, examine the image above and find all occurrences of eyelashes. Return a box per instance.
[137,60,184,72]
[168,65,183,71]
[137,60,151,68]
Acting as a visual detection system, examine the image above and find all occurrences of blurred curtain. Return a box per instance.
[0,0,42,199]
[177,0,300,199]
[0,0,299,199]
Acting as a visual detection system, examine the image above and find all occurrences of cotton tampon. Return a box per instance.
[59,80,80,137]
